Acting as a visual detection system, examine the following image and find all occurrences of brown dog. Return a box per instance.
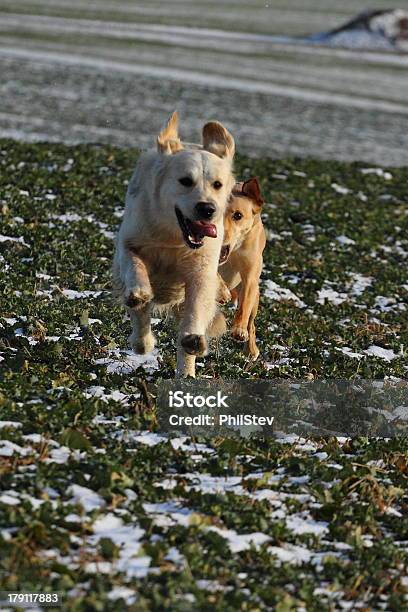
[218,178,266,359]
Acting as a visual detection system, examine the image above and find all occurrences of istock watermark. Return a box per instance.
[169,390,229,408]
[157,379,408,438]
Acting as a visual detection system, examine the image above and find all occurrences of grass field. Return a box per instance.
[0,140,407,610]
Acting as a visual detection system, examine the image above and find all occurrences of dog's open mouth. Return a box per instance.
[219,244,230,264]
[175,207,217,249]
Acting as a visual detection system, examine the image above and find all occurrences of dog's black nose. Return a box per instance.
[196,202,216,220]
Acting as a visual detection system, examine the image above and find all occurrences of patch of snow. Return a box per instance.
[84,386,129,404]
[36,289,54,299]
[207,526,270,553]
[14,328,38,345]
[84,561,112,574]
[326,463,344,471]
[269,543,312,565]
[143,501,194,527]
[170,438,214,454]
[49,212,83,223]
[65,513,83,523]
[165,547,185,566]
[68,485,106,512]
[360,168,392,180]
[265,358,295,369]
[92,414,128,426]
[331,183,350,195]
[155,478,178,490]
[107,587,137,604]
[265,229,283,241]
[313,452,328,460]
[61,289,103,299]
[0,528,15,541]
[183,474,242,495]
[317,288,348,305]
[283,274,301,285]
[196,580,229,592]
[116,431,167,446]
[363,345,397,361]
[286,515,329,536]
[0,234,29,247]
[373,295,405,313]
[385,507,402,517]
[0,421,22,429]
[264,280,306,308]
[99,229,115,240]
[90,513,149,579]
[347,273,373,296]
[44,446,73,464]
[0,440,31,456]
[335,347,364,359]
[95,349,159,374]
[392,405,408,420]
[23,433,59,446]
[301,224,316,241]
[336,235,355,246]
[0,492,21,506]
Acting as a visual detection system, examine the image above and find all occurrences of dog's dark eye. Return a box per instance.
[179,177,194,187]
[213,181,222,190]
[232,211,243,221]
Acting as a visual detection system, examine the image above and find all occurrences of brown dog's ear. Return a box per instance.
[202,121,235,161]
[157,111,183,154]
[242,177,264,213]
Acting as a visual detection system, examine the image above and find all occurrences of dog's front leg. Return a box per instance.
[122,248,154,310]
[246,289,260,360]
[176,271,217,377]
[231,255,262,343]
[128,303,155,354]
[231,278,258,343]
[172,304,196,378]
[176,345,196,378]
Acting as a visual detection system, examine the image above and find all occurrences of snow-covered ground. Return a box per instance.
[0,0,407,164]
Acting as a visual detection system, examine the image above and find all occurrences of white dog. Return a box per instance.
[113,112,235,377]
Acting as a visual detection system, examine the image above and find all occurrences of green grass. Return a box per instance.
[0,140,407,610]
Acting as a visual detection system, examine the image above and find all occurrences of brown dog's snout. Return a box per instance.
[195,202,216,220]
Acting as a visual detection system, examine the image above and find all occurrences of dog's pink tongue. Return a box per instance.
[189,220,217,238]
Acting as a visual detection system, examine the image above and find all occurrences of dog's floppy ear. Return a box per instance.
[202,121,235,161]
[157,111,183,154]
[242,177,264,213]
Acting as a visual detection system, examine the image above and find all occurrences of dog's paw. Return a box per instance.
[129,331,155,354]
[181,334,207,356]
[217,284,232,305]
[176,366,196,379]
[125,286,153,310]
[245,344,260,360]
[231,326,249,342]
